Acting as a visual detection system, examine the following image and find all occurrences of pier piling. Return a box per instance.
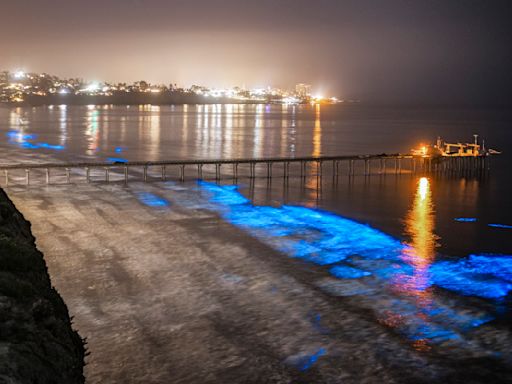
[180,165,185,181]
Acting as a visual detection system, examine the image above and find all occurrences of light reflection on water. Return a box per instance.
[59,104,68,147]
[86,108,100,155]
[385,177,439,350]
[305,103,322,205]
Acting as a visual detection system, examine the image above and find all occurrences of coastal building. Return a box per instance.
[0,71,8,102]
[295,83,311,98]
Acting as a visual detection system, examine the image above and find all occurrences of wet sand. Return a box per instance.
[7,181,511,384]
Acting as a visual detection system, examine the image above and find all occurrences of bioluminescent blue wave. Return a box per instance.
[192,181,512,345]
[37,142,65,150]
[6,131,37,140]
[197,182,512,298]
[107,157,128,163]
[286,348,326,371]
[488,223,512,229]
[330,265,371,279]
[6,131,65,151]
[198,182,404,265]
[431,262,512,299]
[20,142,64,150]
[137,192,170,207]
[454,218,477,222]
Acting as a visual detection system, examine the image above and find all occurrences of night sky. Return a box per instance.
[1,0,511,104]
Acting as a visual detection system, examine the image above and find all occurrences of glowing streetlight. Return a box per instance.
[85,83,100,92]
[14,71,26,79]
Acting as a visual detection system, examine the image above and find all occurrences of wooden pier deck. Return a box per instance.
[0,154,490,186]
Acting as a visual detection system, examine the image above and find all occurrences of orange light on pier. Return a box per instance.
[411,143,430,158]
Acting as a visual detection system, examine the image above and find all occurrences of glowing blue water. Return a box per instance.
[6,131,37,140]
[107,157,128,163]
[193,181,512,345]
[330,265,372,279]
[430,255,512,299]
[489,223,512,229]
[199,182,404,266]
[37,143,65,150]
[287,348,327,371]
[454,218,477,222]
[6,131,64,151]
[137,192,170,207]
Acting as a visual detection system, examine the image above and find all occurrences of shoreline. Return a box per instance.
[0,187,84,383]
[1,93,272,107]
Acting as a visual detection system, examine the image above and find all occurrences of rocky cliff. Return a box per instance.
[0,188,84,383]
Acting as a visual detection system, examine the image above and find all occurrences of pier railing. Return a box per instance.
[0,154,490,186]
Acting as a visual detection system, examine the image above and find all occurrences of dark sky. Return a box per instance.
[1,0,511,104]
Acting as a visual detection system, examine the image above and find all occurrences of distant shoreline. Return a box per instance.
[0,92,273,107]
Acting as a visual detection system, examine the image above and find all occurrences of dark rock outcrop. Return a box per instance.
[0,189,84,383]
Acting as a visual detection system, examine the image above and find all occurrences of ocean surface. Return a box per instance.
[0,104,511,383]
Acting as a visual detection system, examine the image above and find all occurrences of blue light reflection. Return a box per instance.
[454,217,477,222]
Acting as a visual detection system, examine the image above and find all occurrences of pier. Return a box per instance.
[0,154,491,186]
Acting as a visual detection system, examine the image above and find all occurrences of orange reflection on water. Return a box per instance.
[382,177,439,350]
[86,108,100,155]
[312,103,321,158]
[401,177,437,296]
[253,104,264,158]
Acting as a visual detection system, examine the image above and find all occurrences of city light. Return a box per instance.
[411,143,430,157]
[0,69,342,104]
[85,83,100,92]
[14,71,26,79]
